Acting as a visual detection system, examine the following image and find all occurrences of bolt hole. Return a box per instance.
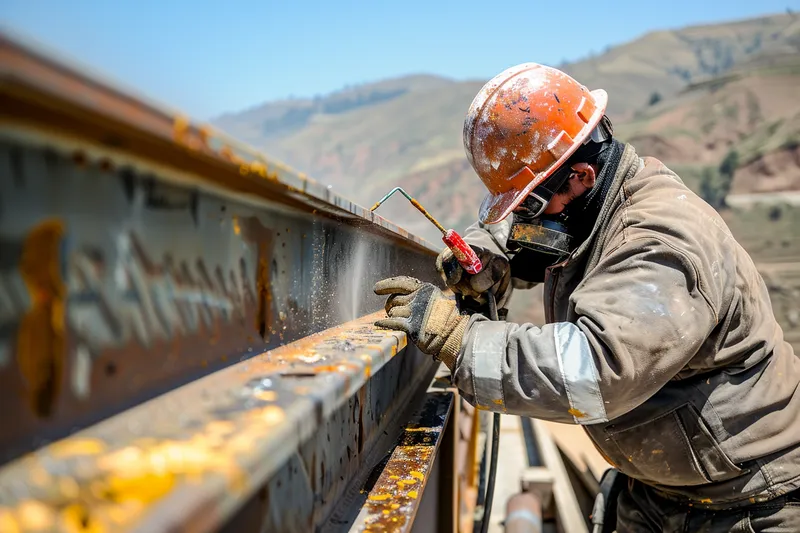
[105,362,117,376]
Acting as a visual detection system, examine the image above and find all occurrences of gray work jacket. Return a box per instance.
[453,143,800,507]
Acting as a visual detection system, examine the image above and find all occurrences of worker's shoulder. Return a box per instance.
[621,156,725,226]
[609,156,735,259]
[627,156,687,192]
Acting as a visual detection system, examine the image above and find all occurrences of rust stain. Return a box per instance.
[172,115,190,144]
[568,407,586,418]
[197,125,212,149]
[17,219,66,417]
[239,217,274,342]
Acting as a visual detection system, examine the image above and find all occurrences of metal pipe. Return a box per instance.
[504,493,543,533]
[370,186,447,235]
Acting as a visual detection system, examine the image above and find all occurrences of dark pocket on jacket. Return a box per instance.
[605,403,744,487]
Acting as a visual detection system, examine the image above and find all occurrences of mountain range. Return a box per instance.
[214,12,800,244]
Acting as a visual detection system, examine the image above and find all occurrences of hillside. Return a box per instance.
[213,12,800,244]
[562,13,800,118]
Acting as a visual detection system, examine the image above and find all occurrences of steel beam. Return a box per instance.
[0,313,441,532]
[0,32,441,463]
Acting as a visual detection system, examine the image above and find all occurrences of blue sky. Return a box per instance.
[2,0,798,119]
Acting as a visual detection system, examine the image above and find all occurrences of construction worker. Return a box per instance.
[373,63,800,532]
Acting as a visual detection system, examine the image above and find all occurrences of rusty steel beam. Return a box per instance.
[0,31,443,464]
[0,313,442,532]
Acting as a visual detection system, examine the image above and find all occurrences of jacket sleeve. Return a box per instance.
[461,218,513,257]
[451,235,718,424]
[461,216,540,295]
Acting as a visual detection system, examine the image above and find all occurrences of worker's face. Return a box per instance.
[541,163,597,215]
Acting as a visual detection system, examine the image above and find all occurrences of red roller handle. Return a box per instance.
[442,229,483,275]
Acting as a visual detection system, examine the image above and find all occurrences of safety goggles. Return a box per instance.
[511,117,613,221]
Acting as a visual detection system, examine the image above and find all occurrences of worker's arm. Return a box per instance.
[452,235,718,424]
[460,217,514,257]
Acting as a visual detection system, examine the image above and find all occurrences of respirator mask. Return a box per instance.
[506,117,614,269]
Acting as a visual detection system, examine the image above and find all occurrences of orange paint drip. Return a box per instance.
[568,408,586,418]
[17,220,66,417]
[173,115,190,144]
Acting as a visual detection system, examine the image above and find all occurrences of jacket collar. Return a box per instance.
[567,143,642,267]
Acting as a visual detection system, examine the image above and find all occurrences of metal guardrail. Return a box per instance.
[0,30,465,533]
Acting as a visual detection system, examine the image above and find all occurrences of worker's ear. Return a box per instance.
[570,162,596,189]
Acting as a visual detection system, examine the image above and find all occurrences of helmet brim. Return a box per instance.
[477,89,609,225]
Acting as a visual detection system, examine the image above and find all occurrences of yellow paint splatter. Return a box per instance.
[492,399,504,405]
[232,217,241,235]
[699,498,712,504]
[17,500,55,530]
[407,490,418,499]
[389,475,400,480]
[568,408,587,418]
[253,390,277,402]
[60,503,105,533]
[0,508,20,533]
[651,450,663,455]
[382,510,390,516]
[368,494,391,501]
[106,472,175,504]
[391,504,400,510]
[410,471,424,481]
[254,405,285,426]
[50,438,107,458]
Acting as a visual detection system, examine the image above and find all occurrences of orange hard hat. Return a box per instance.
[463,63,608,224]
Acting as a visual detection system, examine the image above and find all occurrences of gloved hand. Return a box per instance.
[373,276,468,370]
[435,245,511,305]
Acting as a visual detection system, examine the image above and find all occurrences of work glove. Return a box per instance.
[373,276,468,371]
[435,245,511,305]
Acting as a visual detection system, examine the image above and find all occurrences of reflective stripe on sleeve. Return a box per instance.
[470,321,508,411]
[553,322,608,424]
